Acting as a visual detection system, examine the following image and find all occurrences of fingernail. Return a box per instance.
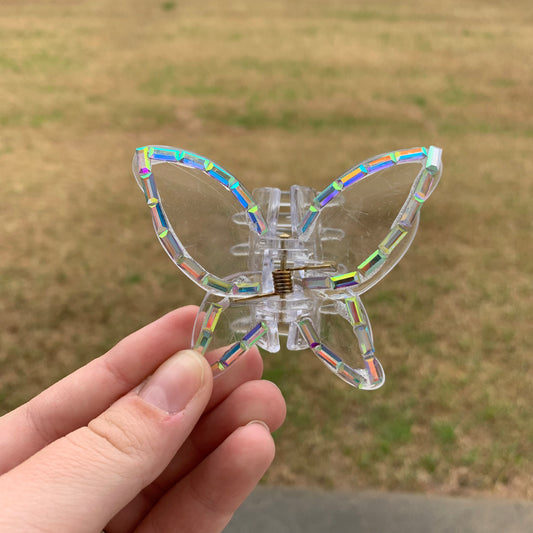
[139,350,205,414]
[246,419,271,432]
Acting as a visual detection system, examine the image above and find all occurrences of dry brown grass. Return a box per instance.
[1,0,532,497]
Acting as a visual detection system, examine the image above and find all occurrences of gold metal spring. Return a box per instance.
[272,269,293,295]
[236,230,335,303]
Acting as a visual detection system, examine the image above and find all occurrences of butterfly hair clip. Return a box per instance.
[133,145,442,390]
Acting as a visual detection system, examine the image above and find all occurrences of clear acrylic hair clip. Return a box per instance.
[133,145,442,390]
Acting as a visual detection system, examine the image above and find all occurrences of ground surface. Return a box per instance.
[226,486,533,532]
[1,0,532,498]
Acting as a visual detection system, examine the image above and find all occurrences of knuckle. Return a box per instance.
[24,402,57,446]
[100,354,133,391]
[85,408,155,466]
[188,473,227,517]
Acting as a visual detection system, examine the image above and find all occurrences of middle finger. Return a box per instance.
[106,378,285,533]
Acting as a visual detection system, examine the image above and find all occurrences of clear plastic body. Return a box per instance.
[133,145,443,389]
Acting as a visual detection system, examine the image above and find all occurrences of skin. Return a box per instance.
[0,306,286,533]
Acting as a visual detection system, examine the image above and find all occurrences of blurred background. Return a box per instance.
[1,0,532,498]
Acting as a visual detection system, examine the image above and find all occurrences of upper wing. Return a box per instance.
[299,146,442,295]
[132,145,268,296]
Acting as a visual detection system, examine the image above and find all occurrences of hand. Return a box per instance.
[0,306,286,533]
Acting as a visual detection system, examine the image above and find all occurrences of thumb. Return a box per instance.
[0,349,212,533]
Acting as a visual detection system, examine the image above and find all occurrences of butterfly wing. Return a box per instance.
[299,146,442,295]
[133,146,268,296]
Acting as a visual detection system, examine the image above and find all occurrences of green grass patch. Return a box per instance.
[420,454,439,473]
[432,421,457,446]
[378,416,413,446]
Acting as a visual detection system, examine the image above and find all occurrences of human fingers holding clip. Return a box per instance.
[0,306,286,533]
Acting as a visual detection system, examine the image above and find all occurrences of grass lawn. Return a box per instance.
[1,0,532,497]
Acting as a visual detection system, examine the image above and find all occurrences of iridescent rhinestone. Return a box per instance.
[379,225,408,254]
